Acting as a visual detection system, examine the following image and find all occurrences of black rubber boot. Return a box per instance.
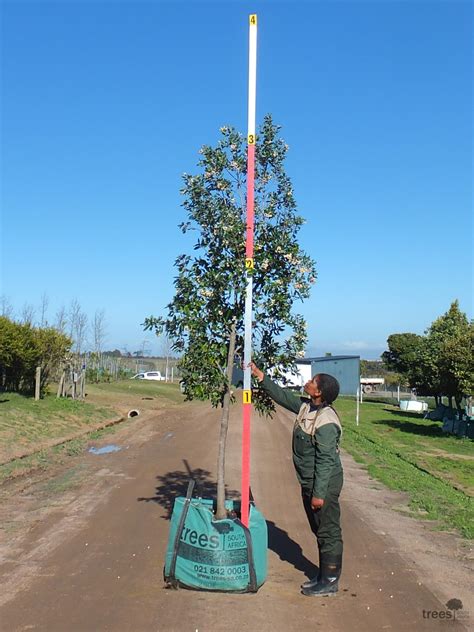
[301,557,342,597]
[301,570,320,590]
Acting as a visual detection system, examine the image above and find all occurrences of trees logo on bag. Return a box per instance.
[180,527,220,550]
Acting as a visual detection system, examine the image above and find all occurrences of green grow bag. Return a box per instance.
[164,481,267,592]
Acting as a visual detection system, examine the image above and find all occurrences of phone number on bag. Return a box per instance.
[193,564,247,577]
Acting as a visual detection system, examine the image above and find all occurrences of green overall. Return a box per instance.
[260,376,343,559]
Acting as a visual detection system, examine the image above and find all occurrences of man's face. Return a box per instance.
[304,376,322,400]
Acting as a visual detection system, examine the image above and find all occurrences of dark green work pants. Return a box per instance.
[301,471,343,559]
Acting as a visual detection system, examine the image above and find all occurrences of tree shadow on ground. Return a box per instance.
[137,459,240,520]
[374,416,446,438]
[266,520,318,579]
[137,460,318,578]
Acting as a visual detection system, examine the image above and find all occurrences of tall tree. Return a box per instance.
[39,292,49,327]
[0,295,14,319]
[68,299,88,356]
[424,301,473,409]
[144,115,316,518]
[382,333,424,375]
[91,308,107,355]
[20,303,36,326]
[382,302,473,408]
[55,305,68,334]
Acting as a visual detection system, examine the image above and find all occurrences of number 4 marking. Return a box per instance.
[250,14,257,26]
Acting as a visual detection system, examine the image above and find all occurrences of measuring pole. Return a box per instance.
[241,13,257,528]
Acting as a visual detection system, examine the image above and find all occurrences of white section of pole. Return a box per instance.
[243,276,253,391]
[247,16,257,136]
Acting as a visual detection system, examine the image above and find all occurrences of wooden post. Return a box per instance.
[35,366,41,400]
[72,371,77,399]
[80,369,86,398]
[57,371,65,398]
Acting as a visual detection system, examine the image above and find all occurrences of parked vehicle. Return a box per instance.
[130,371,165,381]
[360,377,385,393]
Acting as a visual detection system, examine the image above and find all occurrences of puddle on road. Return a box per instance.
[89,444,122,455]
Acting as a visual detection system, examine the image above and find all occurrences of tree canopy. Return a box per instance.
[144,115,316,413]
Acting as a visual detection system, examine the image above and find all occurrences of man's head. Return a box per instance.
[304,373,340,405]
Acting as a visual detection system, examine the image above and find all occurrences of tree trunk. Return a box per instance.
[215,321,237,520]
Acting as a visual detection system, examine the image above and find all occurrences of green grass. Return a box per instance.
[0,380,187,483]
[0,391,114,464]
[337,398,473,539]
[0,419,133,484]
[87,379,186,404]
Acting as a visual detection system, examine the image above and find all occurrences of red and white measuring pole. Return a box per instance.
[241,13,257,528]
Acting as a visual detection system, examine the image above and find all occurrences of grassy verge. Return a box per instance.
[0,392,115,464]
[0,422,129,484]
[337,398,473,539]
[0,380,187,484]
[86,379,186,404]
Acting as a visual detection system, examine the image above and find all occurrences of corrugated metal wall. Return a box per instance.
[310,357,360,395]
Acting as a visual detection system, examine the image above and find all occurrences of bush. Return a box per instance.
[0,316,72,396]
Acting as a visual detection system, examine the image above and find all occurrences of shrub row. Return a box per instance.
[0,316,71,396]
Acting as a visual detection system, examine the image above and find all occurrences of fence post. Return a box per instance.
[80,369,86,398]
[35,366,41,400]
[57,371,65,398]
[72,371,77,399]
[356,387,360,426]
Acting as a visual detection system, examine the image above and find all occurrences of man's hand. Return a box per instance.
[311,497,324,511]
[248,362,264,382]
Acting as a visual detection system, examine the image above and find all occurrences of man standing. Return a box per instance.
[250,363,343,596]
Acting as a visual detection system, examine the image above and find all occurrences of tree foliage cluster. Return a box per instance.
[144,115,316,413]
[0,316,72,396]
[382,301,473,409]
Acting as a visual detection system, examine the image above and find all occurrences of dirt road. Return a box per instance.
[0,400,471,631]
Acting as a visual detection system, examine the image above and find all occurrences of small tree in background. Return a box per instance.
[144,115,316,518]
[424,301,473,409]
[382,301,473,409]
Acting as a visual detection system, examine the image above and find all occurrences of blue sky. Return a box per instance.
[1,0,472,359]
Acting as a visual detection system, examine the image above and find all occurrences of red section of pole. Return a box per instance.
[245,143,255,259]
[241,402,251,527]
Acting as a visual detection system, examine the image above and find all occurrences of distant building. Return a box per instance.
[280,356,360,396]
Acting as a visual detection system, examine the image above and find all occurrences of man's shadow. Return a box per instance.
[267,520,318,579]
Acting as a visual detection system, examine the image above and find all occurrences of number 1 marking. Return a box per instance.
[243,390,252,404]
